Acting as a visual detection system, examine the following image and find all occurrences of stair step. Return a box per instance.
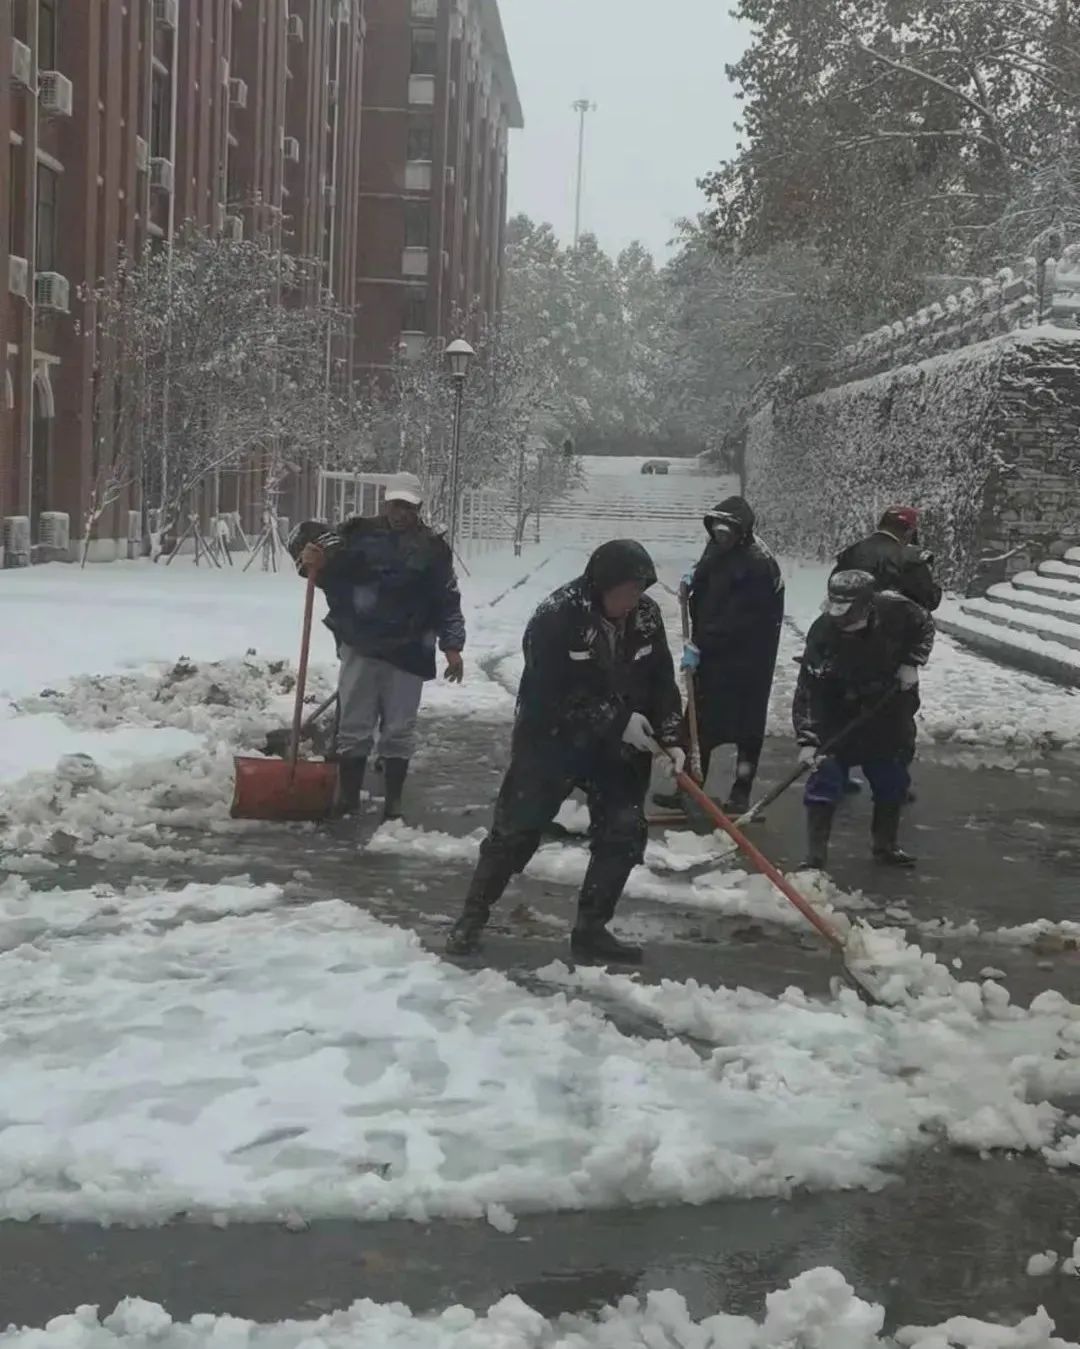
[937,612,1080,688]
[1010,570,1080,600]
[1037,559,1080,582]
[983,582,1080,624]
[1064,548,1080,565]
[960,597,1080,653]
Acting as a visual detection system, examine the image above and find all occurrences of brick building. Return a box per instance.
[355,0,522,373]
[1,0,517,563]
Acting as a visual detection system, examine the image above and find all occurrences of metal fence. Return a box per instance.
[316,470,514,545]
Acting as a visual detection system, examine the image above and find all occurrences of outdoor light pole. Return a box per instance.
[572,99,597,246]
[444,338,475,554]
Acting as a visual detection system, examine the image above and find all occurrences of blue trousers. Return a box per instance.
[806,756,909,807]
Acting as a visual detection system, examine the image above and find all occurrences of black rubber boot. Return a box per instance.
[570,854,642,965]
[382,758,409,821]
[804,803,835,870]
[335,756,367,817]
[872,802,916,867]
[724,779,753,815]
[445,852,517,956]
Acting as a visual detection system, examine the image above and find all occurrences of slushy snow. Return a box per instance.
[5,1271,1076,1348]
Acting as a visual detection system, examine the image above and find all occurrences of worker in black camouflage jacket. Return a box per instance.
[793,570,935,872]
[446,539,683,965]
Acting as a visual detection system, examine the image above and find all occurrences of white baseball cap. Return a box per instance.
[384,472,423,506]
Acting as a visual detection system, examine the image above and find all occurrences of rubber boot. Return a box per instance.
[445,851,518,956]
[724,778,753,815]
[335,756,367,817]
[570,853,642,965]
[382,758,408,822]
[872,802,916,867]
[804,802,835,870]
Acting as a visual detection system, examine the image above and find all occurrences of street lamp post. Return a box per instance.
[444,337,475,554]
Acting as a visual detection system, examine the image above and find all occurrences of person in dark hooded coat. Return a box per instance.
[446,540,683,965]
[657,496,784,814]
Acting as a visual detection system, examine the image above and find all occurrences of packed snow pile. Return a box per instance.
[0,656,330,866]
[2,890,1079,1226]
[6,1271,1076,1347]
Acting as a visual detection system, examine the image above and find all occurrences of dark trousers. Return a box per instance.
[479,747,651,876]
[806,756,910,807]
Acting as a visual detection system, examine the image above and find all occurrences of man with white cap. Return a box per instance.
[793,570,934,871]
[288,471,465,820]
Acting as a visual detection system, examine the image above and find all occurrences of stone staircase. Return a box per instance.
[938,551,1080,687]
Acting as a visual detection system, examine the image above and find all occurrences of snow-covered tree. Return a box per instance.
[88,227,354,556]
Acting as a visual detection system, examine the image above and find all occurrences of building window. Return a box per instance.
[410,29,437,76]
[407,120,434,162]
[403,288,428,333]
[36,165,59,272]
[151,73,171,159]
[9,145,20,254]
[38,0,58,68]
[404,199,429,248]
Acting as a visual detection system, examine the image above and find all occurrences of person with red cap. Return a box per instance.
[833,507,942,613]
[831,507,941,799]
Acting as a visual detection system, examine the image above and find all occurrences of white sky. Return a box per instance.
[498,0,748,259]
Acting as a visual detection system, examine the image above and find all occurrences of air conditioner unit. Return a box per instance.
[39,71,74,117]
[11,38,32,89]
[150,157,174,193]
[38,511,71,554]
[155,0,179,29]
[283,135,300,163]
[327,79,339,106]
[444,165,456,187]
[226,214,244,241]
[2,517,31,569]
[9,255,29,298]
[229,77,248,109]
[35,271,70,313]
[134,135,149,172]
[287,13,304,40]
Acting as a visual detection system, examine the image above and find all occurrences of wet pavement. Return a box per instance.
[5,706,1080,1331]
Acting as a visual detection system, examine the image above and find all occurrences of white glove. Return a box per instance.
[622,712,655,753]
[798,745,819,767]
[897,664,920,690]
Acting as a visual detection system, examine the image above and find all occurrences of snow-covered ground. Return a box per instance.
[2,874,1079,1228]
[3,459,1080,1336]
[9,1269,1077,1348]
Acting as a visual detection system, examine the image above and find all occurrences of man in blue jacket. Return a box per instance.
[289,473,465,820]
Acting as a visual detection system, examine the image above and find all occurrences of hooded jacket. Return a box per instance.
[290,515,466,680]
[688,496,785,680]
[513,540,682,756]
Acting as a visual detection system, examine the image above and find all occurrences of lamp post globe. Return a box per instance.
[444,337,475,382]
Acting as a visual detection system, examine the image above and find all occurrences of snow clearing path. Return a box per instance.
[2,458,1080,1334]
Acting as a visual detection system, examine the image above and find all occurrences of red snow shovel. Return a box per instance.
[231,570,339,822]
[649,740,883,1006]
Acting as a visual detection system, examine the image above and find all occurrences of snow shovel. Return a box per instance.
[648,739,883,1007]
[231,571,339,822]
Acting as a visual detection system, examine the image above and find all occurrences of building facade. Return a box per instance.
[1,0,516,563]
[354,0,521,374]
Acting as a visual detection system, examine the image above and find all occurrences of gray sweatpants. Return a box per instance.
[337,650,425,760]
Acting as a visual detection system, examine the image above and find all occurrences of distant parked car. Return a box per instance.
[641,459,670,476]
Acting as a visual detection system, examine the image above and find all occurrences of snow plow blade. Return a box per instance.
[231,755,338,822]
